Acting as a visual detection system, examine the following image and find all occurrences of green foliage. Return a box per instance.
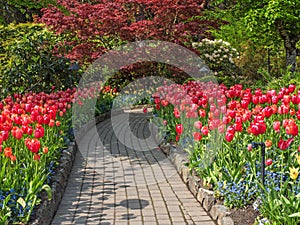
[264,70,300,92]
[206,4,286,83]
[0,0,66,25]
[0,23,81,96]
[259,181,300,225]
[206,0,300,78]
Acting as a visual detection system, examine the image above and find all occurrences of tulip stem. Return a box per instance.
[261,142,265,187]
[251,141,266,187]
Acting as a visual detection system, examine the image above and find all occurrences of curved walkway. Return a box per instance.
[51,109,216,225]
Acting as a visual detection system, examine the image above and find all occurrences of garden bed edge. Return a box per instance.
[160,143,235,225]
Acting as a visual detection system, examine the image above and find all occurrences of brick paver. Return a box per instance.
[51,110,216,225]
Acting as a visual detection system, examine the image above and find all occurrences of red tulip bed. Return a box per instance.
[151,81,300,224]
[0,89,75,224]
[0,85,117,224]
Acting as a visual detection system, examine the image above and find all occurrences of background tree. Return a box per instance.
[0,0,64,25]
[209,0,300,72]
[38,0,219,65]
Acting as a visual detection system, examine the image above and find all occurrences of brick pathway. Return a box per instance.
[51,110,216,225]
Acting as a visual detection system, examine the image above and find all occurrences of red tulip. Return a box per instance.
[173,108,180,118]
[278,104,289,114]
[43,147,49,154]
[228,100,237,110]
[43,114,50,124]
[282,119,289,128]
[25,138,41,154]
[161,100,169,107]
[4,147,12,158]
[259,94,268,104]
[25,125,33,135]
[290,108,296,116]
[296,110,300,120]
[11,126,23,140]
[286,123,298,136]
[12,114,22,125]
[241,99,249,109]
[194,121,202,130]
[198,109,206,118]
[265,159,273,166]
[33,153,41,161]
[175,124,184,135]
[34,124,45,139]
[234,122,243,132]
[262,106,273,118]
[282,95,291,105]
[247,144,252,151]
[271,96,279,104]
[193,132,202,141]
[201,126,209,136]
[250,122,266,136]
[252,96,259,104]
[265,140,272,148]
[288,84,296,93]
[1,130,9,141]
[255,89,262,96]
[278,137,294,150]
[55,120,61,127]
[218,124,225,133]
[292,94,298,104]
[273,121,280,133]
[225,131,235,142]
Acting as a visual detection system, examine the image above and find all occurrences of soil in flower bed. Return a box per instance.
[230,205,260,225]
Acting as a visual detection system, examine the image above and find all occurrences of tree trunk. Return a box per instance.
[285,45,297,72]
[285,43,297,72]
[276,20,299,72]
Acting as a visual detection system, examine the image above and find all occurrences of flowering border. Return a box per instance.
[159,142,236,225]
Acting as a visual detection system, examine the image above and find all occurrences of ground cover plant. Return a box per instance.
[151,80,300,224]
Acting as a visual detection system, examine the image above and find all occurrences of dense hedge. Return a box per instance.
[0,23,81,96]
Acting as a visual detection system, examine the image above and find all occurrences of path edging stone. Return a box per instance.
[160,143,235,225]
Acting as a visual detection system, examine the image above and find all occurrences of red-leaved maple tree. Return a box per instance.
[39,0,218,65]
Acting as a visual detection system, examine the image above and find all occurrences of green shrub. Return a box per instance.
[0,23,81,96]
